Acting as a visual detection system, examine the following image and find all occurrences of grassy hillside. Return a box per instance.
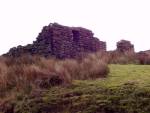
[9,65,150,113]
[99,64,150,87]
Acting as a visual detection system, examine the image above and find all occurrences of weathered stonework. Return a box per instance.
[136,50,150,64]
[117,40,134,53]
[5,23,106,59]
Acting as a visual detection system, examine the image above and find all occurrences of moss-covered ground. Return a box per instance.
[14,65,150,113]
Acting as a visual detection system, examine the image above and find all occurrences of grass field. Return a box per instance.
[87,64,150,87]
[13,64,150,113]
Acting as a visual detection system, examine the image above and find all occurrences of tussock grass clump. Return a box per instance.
[78,54,109,79]
[93,51,138,64]
[106,51,138,64]
[0,53,109,98]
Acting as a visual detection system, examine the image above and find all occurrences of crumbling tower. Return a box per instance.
[117,40,134,53]
[5,23,106,59]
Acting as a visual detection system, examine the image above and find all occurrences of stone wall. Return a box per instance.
[117,40,134,53]
[5,23,106,59]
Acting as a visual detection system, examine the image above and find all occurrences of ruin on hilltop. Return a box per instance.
[5,23,106,58]
[117,40,134,53]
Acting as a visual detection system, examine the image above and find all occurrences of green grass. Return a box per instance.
[94,64,150,87]
[9,65,150,113]
[109,64,150,86]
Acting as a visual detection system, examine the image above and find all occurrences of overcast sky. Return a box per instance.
[0,0,150,54]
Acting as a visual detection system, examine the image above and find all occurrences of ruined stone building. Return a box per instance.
[5,23,106,58]
[117,40,134,53]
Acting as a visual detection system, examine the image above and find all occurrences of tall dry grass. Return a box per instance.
[99,51,138,64]
[0,53,109,97]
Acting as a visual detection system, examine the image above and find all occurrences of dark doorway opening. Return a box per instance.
[72,30,80,42]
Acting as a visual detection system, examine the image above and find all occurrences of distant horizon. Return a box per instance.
[0,0,150,55]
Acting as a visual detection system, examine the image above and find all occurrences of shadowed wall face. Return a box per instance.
[5,23,106,59]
